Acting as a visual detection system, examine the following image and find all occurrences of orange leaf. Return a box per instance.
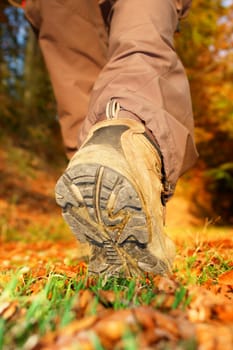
[218,270,233,286]
[0,301,18,320]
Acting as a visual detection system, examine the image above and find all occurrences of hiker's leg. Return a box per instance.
[55,0,196,275]
[25,0,108,157]
[79,0,198,192]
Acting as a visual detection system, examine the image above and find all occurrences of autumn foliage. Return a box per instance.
[0,2,233,349]
[175,0,233,223]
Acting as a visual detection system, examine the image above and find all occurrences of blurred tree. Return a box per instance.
[176,0,233,223]
[0,5,62,162]
[0,1,232,222]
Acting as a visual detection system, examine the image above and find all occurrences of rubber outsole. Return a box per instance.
[55,163,168,276]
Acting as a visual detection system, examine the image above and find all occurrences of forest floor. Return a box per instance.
[0,142,233,350]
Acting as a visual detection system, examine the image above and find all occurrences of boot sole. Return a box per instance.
[55,163,168,276]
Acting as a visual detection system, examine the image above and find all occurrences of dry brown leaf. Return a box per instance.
[153,310,180,338]
[133,307,180,338]
[70,336,94,350]
[152,293,175,309]
[154,327,177,342]
[218,270,233,286]
[171,310,196,339]
[203,281,233,301]
[0,301,18,320]
[214,303,233,322]
[137,328,161,347]
[208,239,233,250]
[188,287,227,323]
[153,275,179,293]
[133,306,158,330]
[55,330,95,350]
[95,317,128,341]
[64,315,98,336]
[37,315,98,350]
[78,290,94,310]
[196,323,233,350]
[98,289,123,306]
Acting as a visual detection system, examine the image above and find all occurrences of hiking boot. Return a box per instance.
[55,118,175,276]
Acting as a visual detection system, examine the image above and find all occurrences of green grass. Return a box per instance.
[0,222,232,349]
[1,270,85,349]
[0,267,194,350]
[174,241,232,285]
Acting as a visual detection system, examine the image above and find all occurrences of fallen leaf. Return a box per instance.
[0,301,18,320]
[196,323,233,350]
[98,289,123,306]
[218,270,233,286]
[214,303,233,322]
[153,275,179,293]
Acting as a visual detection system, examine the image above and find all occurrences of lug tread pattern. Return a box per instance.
[55,163,167,276]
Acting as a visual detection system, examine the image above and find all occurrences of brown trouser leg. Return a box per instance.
[25,0,198,190]
[25,0,108,157]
